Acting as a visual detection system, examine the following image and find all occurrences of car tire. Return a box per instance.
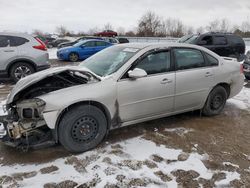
[202,86,227,116]
[69,52,79,62]
[10,62,35,82]
[58,105,107,153]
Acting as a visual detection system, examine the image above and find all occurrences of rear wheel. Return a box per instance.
[58,105,107,153]
[202,86,227,116]
[10,62,35,82]
[69,52,79,62]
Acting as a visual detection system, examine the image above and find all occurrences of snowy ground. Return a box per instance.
[0,83,249,187]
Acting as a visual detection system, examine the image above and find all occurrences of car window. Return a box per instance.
[0,35,9,47]
[205,53,219,66]
[85,41,96,47]
[95,41,107,46]
[200,35,213,45]
[214,36,227,45]
[134,51,171,75]
[174,48,206,70]
[9,36,29,46]
[227,35,244,45]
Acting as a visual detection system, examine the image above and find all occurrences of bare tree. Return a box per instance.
[164,18,185,37]
[137,11,161,37]
[55,25,69,37]
[87,27,100,35]
[117,27,126,36]
[32,29,45,36]
[103,23,113,31]
[206,19,220,32]
[196,26,204,34]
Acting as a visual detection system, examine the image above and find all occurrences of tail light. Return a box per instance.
[33,37,47,51]
[240,64,244,74]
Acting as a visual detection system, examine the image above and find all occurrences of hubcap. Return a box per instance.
[14,66,31,80]
[71,116,98,143]
[70,54,78,61]
[211,94,223,110]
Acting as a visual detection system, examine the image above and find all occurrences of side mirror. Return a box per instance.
[128,68,147,79]
[80,45,85,48]
[198,40,207,45]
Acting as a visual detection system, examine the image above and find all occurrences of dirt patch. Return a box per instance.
[154,171,172,182]
[40,165,59,174]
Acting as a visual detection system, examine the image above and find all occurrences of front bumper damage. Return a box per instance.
[0,99,56,151]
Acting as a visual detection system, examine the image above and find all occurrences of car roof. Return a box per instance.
[117,42,204,49]
[0,32,32,38]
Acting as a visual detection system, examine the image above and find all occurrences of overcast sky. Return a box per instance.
[0,0,249,34]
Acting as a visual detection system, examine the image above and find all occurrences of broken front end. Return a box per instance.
[0,68,99,150]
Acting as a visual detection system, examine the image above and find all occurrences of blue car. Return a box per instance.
[57,39,112,62]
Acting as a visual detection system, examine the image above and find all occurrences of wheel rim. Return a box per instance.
[211,94,223,110]
[14,66,32,80]
[70,53,78,61]
[71,116,98,143]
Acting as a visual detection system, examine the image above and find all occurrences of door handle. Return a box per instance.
[4,50,14,52]
[205,72,213,77]
[161,78,172,84]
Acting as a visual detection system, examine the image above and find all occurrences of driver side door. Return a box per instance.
[117,49,175,122]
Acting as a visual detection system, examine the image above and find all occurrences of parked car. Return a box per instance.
[102,37,119,44]
[57,36,103,49]
[117,37,129,44]
[36,35,56,47]
[0,32,50,82]
[0,43,244,152]
[243,50,250,80]
[57,39,112,62]
[95,30,118,37]
[47,38,70,48]
[178,32,245,59]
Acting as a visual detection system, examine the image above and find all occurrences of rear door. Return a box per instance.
[95,41,109,53]
[173,48,215,112]
[0,35,18,71]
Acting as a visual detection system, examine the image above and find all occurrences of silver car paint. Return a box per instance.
[7,43,244,131]
[0,32,49,72]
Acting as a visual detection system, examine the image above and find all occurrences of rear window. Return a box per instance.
[227,35,244,45]
[214,36,227,45]
[0,35,28,47]
[205,53,219,66]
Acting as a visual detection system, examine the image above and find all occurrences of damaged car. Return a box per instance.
[0,43,245,152]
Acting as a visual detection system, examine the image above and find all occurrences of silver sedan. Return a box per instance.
[0,43,244,152]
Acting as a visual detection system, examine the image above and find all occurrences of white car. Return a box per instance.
[0,43,244,152]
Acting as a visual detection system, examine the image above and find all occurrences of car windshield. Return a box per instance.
[79,46,139,77]
[181,35,198,44]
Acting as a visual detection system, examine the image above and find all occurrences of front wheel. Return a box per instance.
[69,52,79,62]
[58,105,107,153]
[202,86,227,116]
[10,62,35,82]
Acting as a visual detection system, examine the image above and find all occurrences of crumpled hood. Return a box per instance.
[6,66,101,104]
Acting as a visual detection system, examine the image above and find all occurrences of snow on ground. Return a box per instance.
[0,137,240,188]
[48,48,57,59]
[227,84,250,110]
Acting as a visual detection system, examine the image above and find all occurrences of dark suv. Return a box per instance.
[178,32,245,59]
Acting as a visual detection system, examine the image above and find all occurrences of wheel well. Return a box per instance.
[7,60,36,75]
[216,83,230,98]
[54,101,111,142]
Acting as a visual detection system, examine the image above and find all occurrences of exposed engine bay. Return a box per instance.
[0,69,98,150]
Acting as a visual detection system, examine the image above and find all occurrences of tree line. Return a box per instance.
[33,11,250,38]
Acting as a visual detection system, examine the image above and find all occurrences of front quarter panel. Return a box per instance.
[37,78,117,129]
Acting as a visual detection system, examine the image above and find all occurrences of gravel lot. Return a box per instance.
[0,58,250,188]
